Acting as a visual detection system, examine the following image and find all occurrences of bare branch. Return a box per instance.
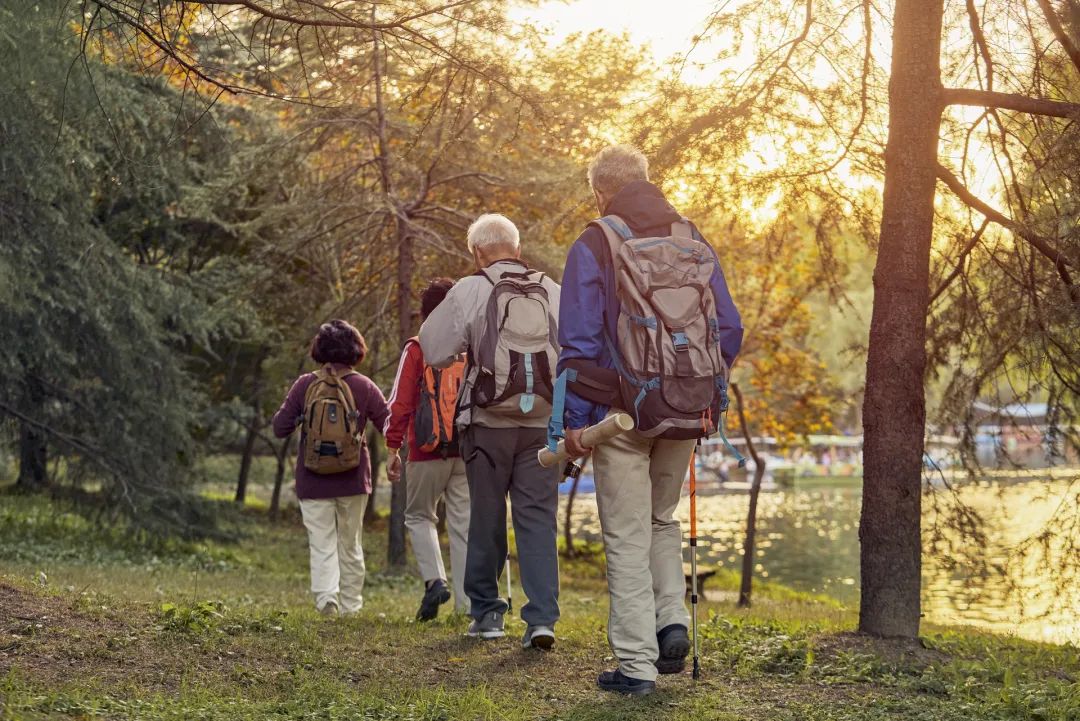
[935,163,1078,299]
[1035,0,1080,75]
[941,87,1080,118]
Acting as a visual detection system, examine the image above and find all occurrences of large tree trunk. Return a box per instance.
[733,383,766,608]
[859,0,945,638]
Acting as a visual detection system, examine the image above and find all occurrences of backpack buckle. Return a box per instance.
[672,332,690,352]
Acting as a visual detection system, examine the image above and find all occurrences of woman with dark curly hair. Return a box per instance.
[272,319,389,616]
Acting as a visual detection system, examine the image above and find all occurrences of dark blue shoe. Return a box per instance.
[416,579,451,621]
[655,624,690,674]
[597,669,656,696]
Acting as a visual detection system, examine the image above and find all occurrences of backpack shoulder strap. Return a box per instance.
[591,215,633,273]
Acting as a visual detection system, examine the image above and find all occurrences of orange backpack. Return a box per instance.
[409,339,464,457]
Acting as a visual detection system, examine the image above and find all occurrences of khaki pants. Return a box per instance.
[299,494,368,613]
[405,457,471,612]
[592,421,695,681]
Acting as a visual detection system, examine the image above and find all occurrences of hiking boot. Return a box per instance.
[416,579,451,622]
[655,624,690,674]
[318,599,339,617]
[521,625,555,650]
[466,611,505,639]
[597,669,656,696]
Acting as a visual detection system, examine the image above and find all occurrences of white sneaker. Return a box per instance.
[522,625,555,650]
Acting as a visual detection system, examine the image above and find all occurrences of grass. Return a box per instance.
[1,492,1078,720]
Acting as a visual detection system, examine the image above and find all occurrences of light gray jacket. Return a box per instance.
[419,259,561,429]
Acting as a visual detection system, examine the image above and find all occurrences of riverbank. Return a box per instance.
[1,493,1078,720]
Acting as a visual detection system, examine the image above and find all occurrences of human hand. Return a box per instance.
[387,450,403,482]
[564,428,592,459]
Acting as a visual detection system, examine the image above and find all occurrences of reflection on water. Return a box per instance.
[562,478,1080,645]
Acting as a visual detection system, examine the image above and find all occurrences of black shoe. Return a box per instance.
[416,580,451,622]
[655,624,690,674]
[597,669,656,696]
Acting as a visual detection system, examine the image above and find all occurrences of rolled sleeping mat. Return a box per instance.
[538,413,635,468]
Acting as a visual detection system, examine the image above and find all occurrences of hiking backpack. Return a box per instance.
[594,214,732,440]
[302,367,364,474]
[408,339,464,457]
[469,266,559,421]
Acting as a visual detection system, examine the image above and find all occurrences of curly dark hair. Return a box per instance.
[420,278,455,320]
[310,319,367,366]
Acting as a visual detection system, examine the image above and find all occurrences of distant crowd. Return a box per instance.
[272,144,742,697]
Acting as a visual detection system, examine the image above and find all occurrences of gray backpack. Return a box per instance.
[469,266,558,421]
[595,215,731,439]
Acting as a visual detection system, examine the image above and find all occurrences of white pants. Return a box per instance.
[405,457,470,612]
[299,494,368,613]
[593,421,695,682]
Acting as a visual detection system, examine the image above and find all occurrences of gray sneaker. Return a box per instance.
[466,611,505,639]
[522,625,555,650]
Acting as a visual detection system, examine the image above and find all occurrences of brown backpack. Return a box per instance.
[594,214,731,440]
[302,367,364,474]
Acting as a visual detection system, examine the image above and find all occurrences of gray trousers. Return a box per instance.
[461,425,560,627]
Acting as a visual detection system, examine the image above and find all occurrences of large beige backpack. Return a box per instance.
[302,367,363,474]
[468,266,559,422]
[594,214,731,440]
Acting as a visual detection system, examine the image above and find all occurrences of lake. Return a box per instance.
[561,476,1080,645]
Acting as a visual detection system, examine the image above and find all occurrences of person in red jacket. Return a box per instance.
[385,279,470,620]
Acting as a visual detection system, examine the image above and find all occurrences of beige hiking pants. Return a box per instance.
[592,419,694,681]
[299,494,368,614]
[405,457,470,613]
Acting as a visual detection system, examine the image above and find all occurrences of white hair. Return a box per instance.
[588,144,650,197]
[466,213,520,254]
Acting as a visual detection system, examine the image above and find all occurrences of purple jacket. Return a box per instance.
[272,365,389,500]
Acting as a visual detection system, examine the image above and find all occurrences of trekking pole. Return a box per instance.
[689,442,701,680]
[505,551,513,615]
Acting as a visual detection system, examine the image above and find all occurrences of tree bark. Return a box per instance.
[269,435,291,519]
[860,0,945,638]
[733,383,766,608]
[235,357,266,505]
[365,430,382,526]
[16,375,48,493]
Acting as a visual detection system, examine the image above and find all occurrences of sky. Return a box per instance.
[508,0,721,81]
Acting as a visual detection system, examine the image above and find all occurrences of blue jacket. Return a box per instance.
[556,181,743,429]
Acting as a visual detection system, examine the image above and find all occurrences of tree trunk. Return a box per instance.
[365,431,382,526]
[387,218,413,569]
[269,435,291,519]
[859,0,945,638]
[235,358,265,505]
[16,375,48,493]
[16,420,48,492]
[733,383,766,608]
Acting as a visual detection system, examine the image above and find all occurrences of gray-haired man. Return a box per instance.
[419,213,562,649]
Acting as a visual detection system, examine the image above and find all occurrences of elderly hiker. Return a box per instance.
[272,320,390,617]
[419,213,563,649]
[554,145,743,695]
[384,278,471,621]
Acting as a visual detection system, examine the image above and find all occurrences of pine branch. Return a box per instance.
[1035,0,1080,75]
[941,88,1080,118]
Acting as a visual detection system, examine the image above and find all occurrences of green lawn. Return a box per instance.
[1,492,1078,720]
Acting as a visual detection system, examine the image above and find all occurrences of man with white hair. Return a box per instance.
[420,213,562,648]
[556,145,743,695]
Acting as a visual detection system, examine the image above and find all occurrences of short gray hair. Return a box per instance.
[467,213,520,254]
[588,144,649,196]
